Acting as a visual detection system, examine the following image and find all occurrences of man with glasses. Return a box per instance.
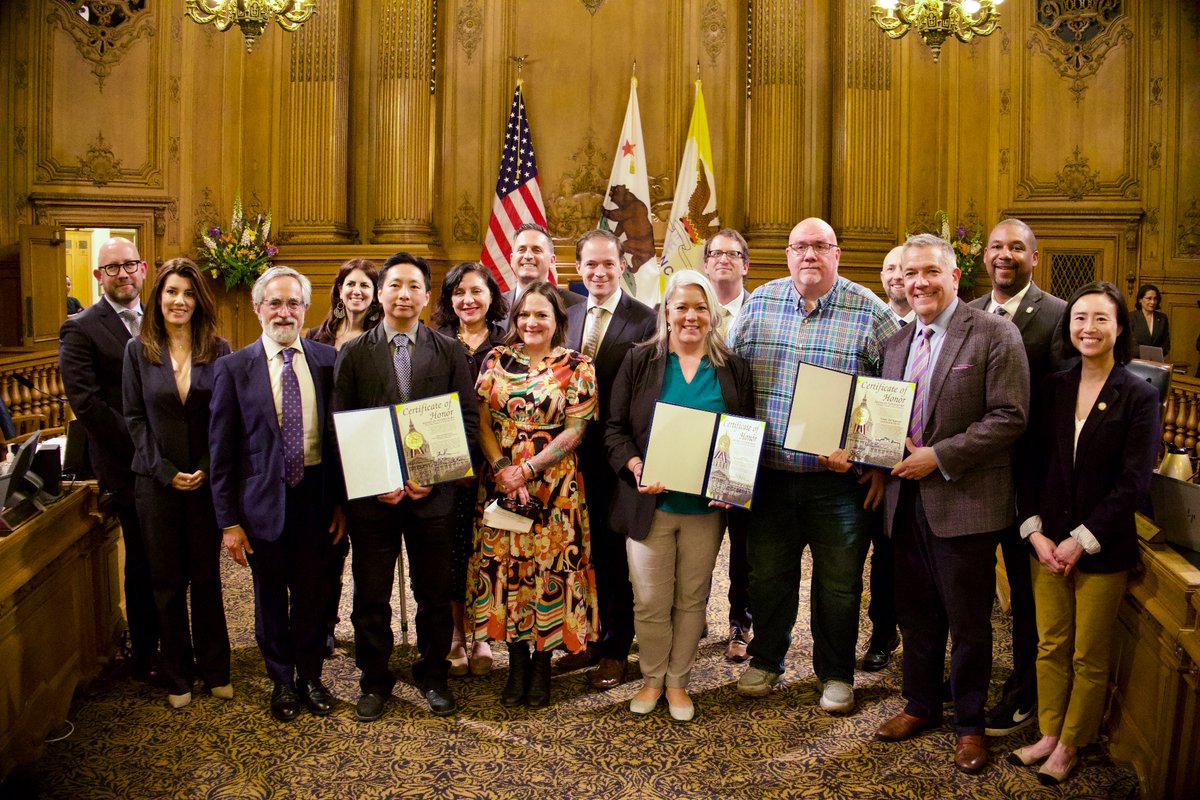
[730,218,898,714]
[702,229,754,662]
[59,236,160,683]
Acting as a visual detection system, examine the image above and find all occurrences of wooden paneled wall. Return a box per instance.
[0,0,1197,366]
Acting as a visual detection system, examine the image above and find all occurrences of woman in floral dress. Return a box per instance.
[471,281,598,709]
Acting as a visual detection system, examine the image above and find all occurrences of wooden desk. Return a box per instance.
[0,486,122,780]
[1108,541,1200,800]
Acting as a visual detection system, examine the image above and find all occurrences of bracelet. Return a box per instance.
[524,462,536,480]
[492,456,512,472]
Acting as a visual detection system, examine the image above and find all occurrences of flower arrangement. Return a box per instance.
[907,210,984,292]
[198,194,277,290]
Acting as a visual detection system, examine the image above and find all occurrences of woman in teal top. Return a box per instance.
[605,271,755,721]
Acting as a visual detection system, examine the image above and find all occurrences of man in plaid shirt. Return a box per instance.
[730,217,899,714]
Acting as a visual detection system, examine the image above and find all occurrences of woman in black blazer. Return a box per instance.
[1008,282,1160,785]
[1129,283,1170,357]
[124,258,232,709]
[605,270,755,722]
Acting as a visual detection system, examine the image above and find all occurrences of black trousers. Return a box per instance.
[135,476,230,694]
[996,522,1038,710]
[323,534,351,635]
[110,487,160,666]
[893,482,998,735]
[866,509,897,644]
[725,511,752,631]
[585,459,635,661]
[245,469,333,687]
[348,503,453,695]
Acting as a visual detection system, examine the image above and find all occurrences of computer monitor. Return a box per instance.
[1,430,45,532]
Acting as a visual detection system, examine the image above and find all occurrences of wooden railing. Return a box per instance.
[1164,374,1200,459]
[1,351,68,434]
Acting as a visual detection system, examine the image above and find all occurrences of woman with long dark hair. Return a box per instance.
[123,258,231,708]
[432,262,508,676]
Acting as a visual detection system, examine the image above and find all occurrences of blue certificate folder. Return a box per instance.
[783,361,915,469]
[639,402,766,510]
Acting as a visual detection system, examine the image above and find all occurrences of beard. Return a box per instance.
[263,318,299,346]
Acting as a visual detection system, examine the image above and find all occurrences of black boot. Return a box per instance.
[525,650,552,708]
[501,642,531,707]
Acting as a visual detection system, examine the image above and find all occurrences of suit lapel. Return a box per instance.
[1055,366,1081,478]
[883,325,916,381]
[566,303,586,351]
[924,304,970,411]
[409,323,438,398]
[368,326,400,400]
[597,295,632,359]
[1013,283,1042,335]
[243,340,280,434]
[97,299,133,346]
[1073,367,1122,470]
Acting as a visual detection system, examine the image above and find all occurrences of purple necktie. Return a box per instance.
[393,333,411,402]
[907,328,934,448]
[280,347,305,487]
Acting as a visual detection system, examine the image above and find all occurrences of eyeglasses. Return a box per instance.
[262,298,306,312]
[706,249,745,262]
[787,242,837,256]
[99,259,142,276]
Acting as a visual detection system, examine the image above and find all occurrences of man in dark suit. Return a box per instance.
[500,222,585,315]
[209,266,344,722]
[563,229,656,688]
[333,252,480,721]
[875,234,1030,774]
[969,218,1069,737]
[59,235,159,679]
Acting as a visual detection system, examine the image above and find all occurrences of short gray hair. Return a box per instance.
[647,270,731,367]
[902,234,956,272]
[252,266,312,306]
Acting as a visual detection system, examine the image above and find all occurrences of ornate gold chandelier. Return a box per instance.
[183,1,317,53]
[870,1,1004,62]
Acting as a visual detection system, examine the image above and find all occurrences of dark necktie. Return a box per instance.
[280,347,305,488]
[995,307,1008,318]
[907,328,935,448]
[393,333,411,402]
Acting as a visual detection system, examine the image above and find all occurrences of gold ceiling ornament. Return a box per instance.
[869,1,1003,62]
[183,1,317,53]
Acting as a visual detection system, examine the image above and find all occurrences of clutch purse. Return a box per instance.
[496,494,543,519]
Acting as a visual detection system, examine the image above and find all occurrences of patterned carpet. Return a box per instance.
[29,541,1139,799]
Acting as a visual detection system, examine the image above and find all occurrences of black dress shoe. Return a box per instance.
[297,679,335,716]
[423,686,458,717]
[861,633,900,672]
[355,692,388,722]
[270,682,301,722]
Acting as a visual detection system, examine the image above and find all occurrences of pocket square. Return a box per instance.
[951,363,975,371]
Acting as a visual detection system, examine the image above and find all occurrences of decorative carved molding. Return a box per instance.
[193,187,219,244]
[1150,76,1163,105]
[545,130,608,241]
[453,194,479,244]
[1150,13,1162,40]
[701,0,726,65]
[169,75,181,103]
[1027,1,1131,103]
[77,132,124,187]
[1145,207,1158,235]
[581,0,605,15]
[648,173,674,226]
[752,0,803,87]
[1179,200,1200,258]
[1001,29,1010,54]
[15,60,28,91]
[1124,220,1138,251]
[172,15,182,42]
[848,0,891,91]
[1149,141,1161,170]
[14,127,27,157]
[14,193,29,223]
[456,0,482,62]
[169,136,180,163]
[1053,147,1099,201]
[167,198,179,245]
[999,88,1010,116]
[378,0,433,81]
[48,1,157,91]
[999,148,1010,175]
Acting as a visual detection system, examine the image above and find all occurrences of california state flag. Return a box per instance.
[599,75,659,305]
[660,79,720,280]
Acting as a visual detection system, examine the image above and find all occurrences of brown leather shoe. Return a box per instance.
[724,627,750,663]
[955,734,989,774]
[875,711,939,742]
[588,657,628,689]
[556,648,598,672]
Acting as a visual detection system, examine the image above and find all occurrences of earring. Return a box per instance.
[333,300,346,319]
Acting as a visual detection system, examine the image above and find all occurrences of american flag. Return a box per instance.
[480,84,552,291]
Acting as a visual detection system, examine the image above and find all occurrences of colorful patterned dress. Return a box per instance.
[470,345,599,653]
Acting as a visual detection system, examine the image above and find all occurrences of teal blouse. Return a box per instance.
[656,352,725,515]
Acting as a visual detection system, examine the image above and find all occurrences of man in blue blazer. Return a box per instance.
[564,229,656,688]
[59,236,160,681]
[209,266,344,722]
[333,252,479,721]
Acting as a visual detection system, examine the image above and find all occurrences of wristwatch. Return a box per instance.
[492,456,513,472]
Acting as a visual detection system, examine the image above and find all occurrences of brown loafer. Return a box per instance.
[954,734,989,774]
[556,648,598,672]
[875,711,939,742]
[588,657,628,690]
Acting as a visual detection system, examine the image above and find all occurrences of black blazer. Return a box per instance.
[59,300,139,491]
[1019,363,1161,573]
[434,322,505,385]
[332,321,480,520]
[604,343,756,541]
[1129,309,1170,357]
[124,337,231,485]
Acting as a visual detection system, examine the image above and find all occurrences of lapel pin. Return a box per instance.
[1098,402,1107,411]
[1025,307,1034,313]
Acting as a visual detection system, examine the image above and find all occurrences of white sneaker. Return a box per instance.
[819,680,855,713]
[737,666,781,697]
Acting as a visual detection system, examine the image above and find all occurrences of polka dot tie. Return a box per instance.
[393,333,411,402]
[280,347,304,488]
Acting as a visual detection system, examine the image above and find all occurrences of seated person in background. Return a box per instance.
[66,274,84,315]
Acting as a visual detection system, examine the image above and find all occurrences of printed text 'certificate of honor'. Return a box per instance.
[394,392,474,486]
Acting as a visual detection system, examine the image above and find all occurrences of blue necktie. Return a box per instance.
[393,333,411,402]
[280,347,305,487]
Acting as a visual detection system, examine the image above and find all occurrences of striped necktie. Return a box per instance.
[280,347,305,487]
[582,307,606,357]
[907,328,935,448]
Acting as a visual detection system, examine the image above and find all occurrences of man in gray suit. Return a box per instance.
[874,233,1029,775]
[500,222,584,315]
[969,218,1068,737]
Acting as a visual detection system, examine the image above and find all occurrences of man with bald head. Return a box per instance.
[969,218,1068,737]
[501,223,584,314]
[59,236,160,680]
[731,218,898,713]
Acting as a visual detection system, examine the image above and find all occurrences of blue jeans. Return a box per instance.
[746,469,870,683]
